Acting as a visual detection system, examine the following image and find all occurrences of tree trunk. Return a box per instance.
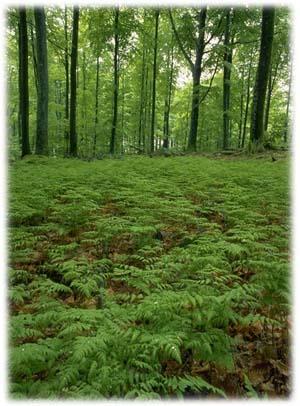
[241,50,254,148]
[250,8,275,146]
[29,16,38,93]
[163,38,174,149]
[64,6,69,155]
[18,8,31,157]
[34,7,48,155]
[142,63,149,151]
[264,56,279,132]
[69,6,79,157]
[283,72,292,144]
[238,65,245,148]
[110,7,120,155]
[93,56,100,156]
[138,42,146,152]
[223,8,233,150]
[150,9,160,153]
[187,8,207,151]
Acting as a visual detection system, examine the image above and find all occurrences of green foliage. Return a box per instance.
[9,156,289,398]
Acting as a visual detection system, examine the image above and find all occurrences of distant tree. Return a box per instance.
[34,7,48,155]
[169,8,207,151]
[69,6,79,157]
[223,8,233,150]
[18,8,31,157]
[64,6,70,155]
[109,7,120,155]
[150,9,160,153]
[163,36,174,149]
[250,8,275,147]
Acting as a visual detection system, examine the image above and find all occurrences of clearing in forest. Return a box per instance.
[9,155,290,399]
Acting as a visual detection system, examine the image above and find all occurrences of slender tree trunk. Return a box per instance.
[29,17,38,93]
[250,8,275,146]
[110,7,120,155]
[34,7,48,155]
[93,57,100,156]
[241,51,254,148]
[142,63,149,151]
[64,6,69,155]
[187,8,207,151]
[138,43,146,151]
[283,72,292,144]
[150,9,160,153]
[264,56,280,132]
[223,8,233,150]
[18,8,31,157]
[238,65,245,148]
[69,6,79,157]
[163,38,174,149]
[121,75,125,154]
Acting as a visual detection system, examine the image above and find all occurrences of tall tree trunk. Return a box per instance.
[238,65,245,148]
[29,17,38,93]
[138,43,146,152]
[150,9,160,153]
[69,6,79,157]
[64,6,69,155]
[264,56,280,132]
[142,63,149,151]
[223,8,233,150]
[187,8,207,151]
[110,7,120,155]
[18,8,31,157]
[241,51,254,148]
[250,8,275,147]
[121,75,125,154]
[34,7,48,155]
[163,38,174,149]
[283,72,292,144]
[93,56,100,156]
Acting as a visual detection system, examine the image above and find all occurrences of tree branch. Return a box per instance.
[168,10,194,71]
[200,57,220,104]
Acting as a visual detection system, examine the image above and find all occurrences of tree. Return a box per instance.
[150,9,160,153]
[18,8,31,157]
[250,8,275,147]
[223,8,233,150]
[69,6,79,157]
[34,7,49,155]
[110,7,120,155]
[64,6,70,154]
[162,35,174,149]
[93,56,100,156]
[169,8,207,151]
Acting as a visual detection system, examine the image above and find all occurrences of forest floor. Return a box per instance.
[9,154,290,399]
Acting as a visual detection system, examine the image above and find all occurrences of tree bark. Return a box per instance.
[93,56,100,156]
[241,50,254,148]
[283,72,292,144]
[69,6,79,157]
[264,56,279,132]
[188,8,207,151]
[250,8,275,146]
[110,7,120,155]
[150,9,160,153]
[238,65,245,148]
[163,38,174,149]
[18,8,31,157]
[34,7,48,155]
[64,6,69,155]
[223,8,233,150]
[138,40,146,152]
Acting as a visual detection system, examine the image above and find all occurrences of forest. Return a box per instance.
[8,4,291,399]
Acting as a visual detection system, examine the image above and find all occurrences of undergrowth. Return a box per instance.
[8,155,290,399]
